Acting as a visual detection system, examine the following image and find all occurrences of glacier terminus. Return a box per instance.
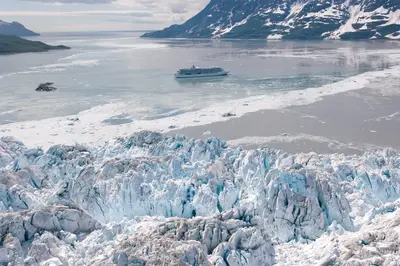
[1,131,400,265]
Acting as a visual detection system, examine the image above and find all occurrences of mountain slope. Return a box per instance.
[142,0,400,40]
[0,20,39,36]
[0,35,70,55]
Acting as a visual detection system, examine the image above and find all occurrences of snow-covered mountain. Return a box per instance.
[0,20,39,37]
[142,0,400,40]
[1,131,400,265]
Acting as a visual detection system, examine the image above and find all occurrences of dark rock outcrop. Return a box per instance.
[36,82,57,92]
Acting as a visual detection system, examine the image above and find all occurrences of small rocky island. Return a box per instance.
[36,82,57,92]
[0,35,70,55]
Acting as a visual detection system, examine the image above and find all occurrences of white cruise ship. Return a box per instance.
[175,66,228,78]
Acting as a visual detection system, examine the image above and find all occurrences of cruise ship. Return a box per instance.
[175,66,228,78]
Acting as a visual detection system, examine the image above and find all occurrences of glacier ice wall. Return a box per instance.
[0,131,400,265]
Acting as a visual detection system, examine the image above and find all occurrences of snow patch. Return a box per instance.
[267,34,283,39]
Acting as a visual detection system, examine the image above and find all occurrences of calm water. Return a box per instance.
[0,32,399,124]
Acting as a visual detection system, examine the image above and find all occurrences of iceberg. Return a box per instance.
[0,131,399,265]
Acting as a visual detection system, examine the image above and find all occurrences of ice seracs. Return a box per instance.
[0,131,400,264]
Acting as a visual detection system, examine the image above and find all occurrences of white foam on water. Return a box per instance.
[58,52,90,61]
[0,109,22,115]
[227,134,384,152]
[0,59,99,79]
[0,70,41,79]
[58,36,137,44]
[364,112,400,122]
[257,48,400,65]
[52,38,90,44]
[94,42,168,49]
[0,65,398,149]
[55,42,168,61]
[57,48,139,60]
[228,134,335,146]
[30,59,100,70]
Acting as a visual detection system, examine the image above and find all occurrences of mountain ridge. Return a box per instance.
[142,0,400,40]
[0,20,40,37]
[0,35,70,55]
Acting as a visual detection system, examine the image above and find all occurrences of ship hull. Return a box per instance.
[175,71,228,79]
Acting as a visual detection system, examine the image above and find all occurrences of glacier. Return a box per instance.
[1,131,400,265]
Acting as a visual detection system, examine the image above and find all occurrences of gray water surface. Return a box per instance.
[0,32,399,124]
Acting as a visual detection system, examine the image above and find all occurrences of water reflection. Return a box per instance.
[175,75,228,86]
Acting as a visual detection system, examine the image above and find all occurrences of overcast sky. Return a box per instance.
[0,0,209,32]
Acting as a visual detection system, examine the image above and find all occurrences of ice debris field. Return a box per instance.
[1,131,400,265]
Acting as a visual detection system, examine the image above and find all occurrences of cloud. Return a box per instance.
[20,0,210,15]
[118,0,209,14]
[20,0,116,3]
[108,18,160,24]
[169,3,187,14]
[12,0,210,31]
[0,10,153,17]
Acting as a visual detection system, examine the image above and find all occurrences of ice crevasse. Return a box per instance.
[0,131,400,265]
